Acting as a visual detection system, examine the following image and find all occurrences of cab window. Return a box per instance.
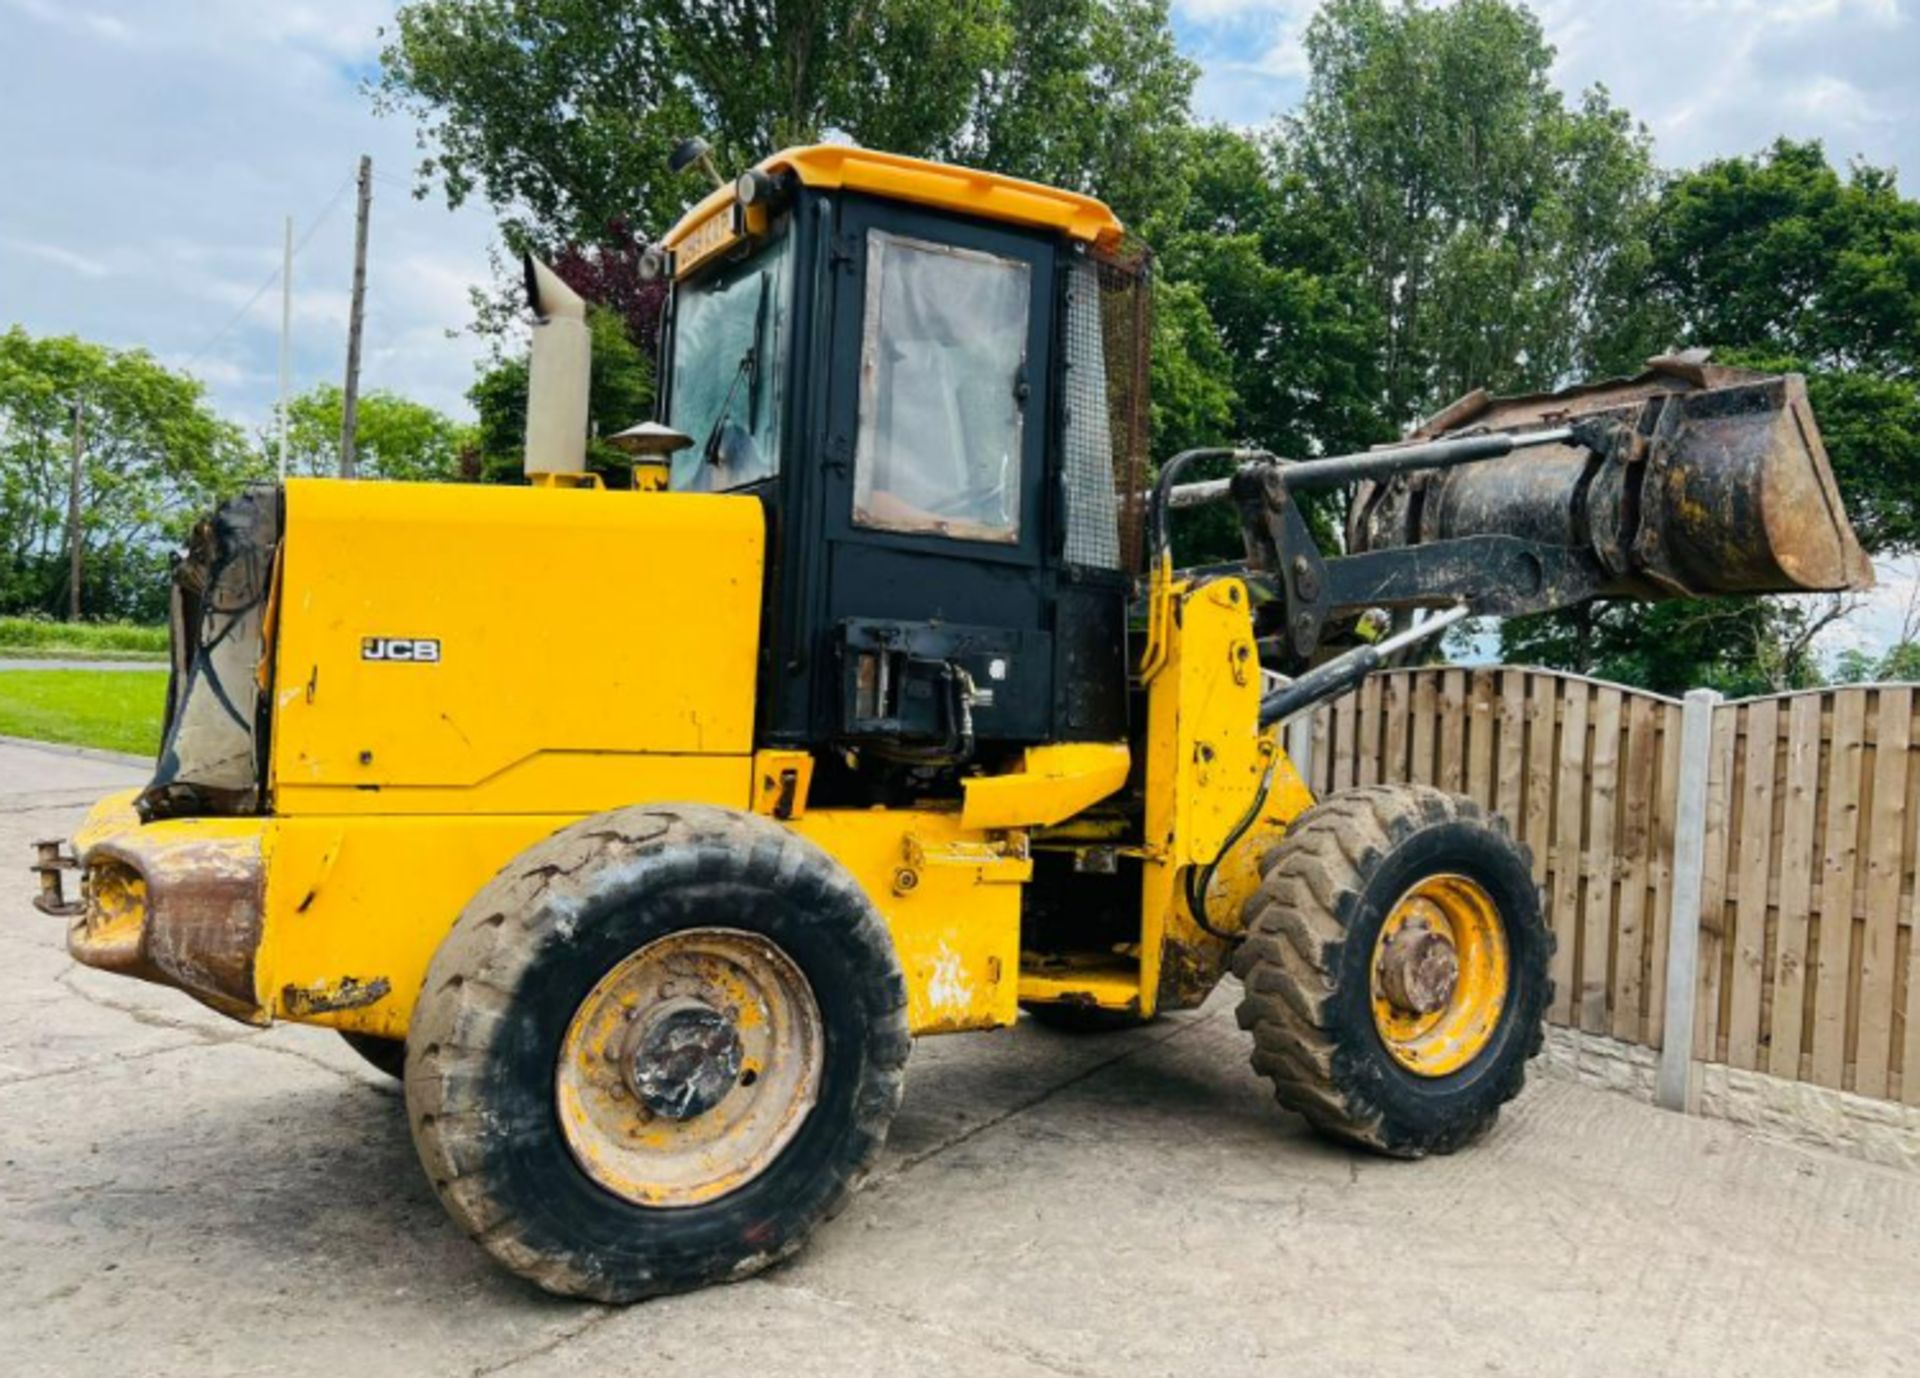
[852,231,1029,544]
[668,232,792,492]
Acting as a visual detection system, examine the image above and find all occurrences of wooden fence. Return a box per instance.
[1293,668,1920,1108]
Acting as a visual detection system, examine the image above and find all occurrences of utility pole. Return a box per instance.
[66,401,84,621]
[339,154,372,479]
[278,214,292,481]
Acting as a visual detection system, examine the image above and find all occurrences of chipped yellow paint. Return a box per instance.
[1370,873,1510,1077]
[75,857,147,969]
[750,749,816,819]
[72,788,140,853]
[256,813,617,1038]
[1016,960,1141,1012]
[790,809,1027,1034]
[70,792,1035,1040]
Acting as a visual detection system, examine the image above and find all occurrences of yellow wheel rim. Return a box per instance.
[1369,874,1509,1078]
[555,928,823,1209]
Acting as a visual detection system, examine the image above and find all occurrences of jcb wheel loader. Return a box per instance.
[32,145,1868,1303]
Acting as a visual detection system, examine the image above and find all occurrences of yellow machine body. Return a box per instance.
[57,148,1312,1048]
[62,480,1303,1039]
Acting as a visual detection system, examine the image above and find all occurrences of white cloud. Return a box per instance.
[1,237,111,279]
[1786,74,1889,125]
[1536,0,1917,172]
[0,0,496,428]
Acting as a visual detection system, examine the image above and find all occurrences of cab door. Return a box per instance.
[807,195,1057,747]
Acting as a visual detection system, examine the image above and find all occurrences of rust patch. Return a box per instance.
[280,975,392,1017]
[1156,935,1231,1013]
[70,831,268,1025]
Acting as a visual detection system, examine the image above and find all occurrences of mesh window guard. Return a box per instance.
[1060,242,1152,572]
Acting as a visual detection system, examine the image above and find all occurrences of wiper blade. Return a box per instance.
[702,344,756,466]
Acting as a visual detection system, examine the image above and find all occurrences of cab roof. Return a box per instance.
[661,144,1127,258]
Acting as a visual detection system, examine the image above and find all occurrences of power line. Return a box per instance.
[180,173,355,374]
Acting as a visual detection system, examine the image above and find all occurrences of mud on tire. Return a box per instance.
[405,804,910,1302]
[1231,784,1551,1158]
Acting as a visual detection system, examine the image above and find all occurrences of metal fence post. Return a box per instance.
[1656,687,1721,1112]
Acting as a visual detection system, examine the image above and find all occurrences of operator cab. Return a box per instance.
[657,147,1150,769]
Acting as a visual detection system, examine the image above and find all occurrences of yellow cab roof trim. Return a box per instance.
[661,144,1126,257]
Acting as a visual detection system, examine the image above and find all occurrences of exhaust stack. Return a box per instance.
[522,255,590,477]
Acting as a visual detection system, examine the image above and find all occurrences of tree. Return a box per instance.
[1832,584,1920,685]
[276,384,477,482]
[1507,141,1920,685]
[374,0,1015,250]
[1141,126,1388,558]
[0,328,251,622]
[1280,0,1659,422]
[1500,597,1846,697]
[1645,142,1920,553]
[1155,128,1388,464]
[1148,276,1236,458]
[943,0,1196,229]
[1648,140,1920,379]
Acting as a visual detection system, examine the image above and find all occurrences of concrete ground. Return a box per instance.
[3,739,1917,1377]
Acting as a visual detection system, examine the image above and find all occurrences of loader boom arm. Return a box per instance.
[1155,355,1872,691]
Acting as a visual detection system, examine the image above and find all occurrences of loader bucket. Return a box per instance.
[1351,353,1873,601]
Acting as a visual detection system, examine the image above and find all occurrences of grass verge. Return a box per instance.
[0,669,167,756]
[0,617,168,661]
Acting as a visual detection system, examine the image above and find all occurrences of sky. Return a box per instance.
[2,0,1917,654]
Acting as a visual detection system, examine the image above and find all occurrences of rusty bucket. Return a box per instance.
[1351,352,1873,600]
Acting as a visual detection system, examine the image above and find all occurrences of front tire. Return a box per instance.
[406,804,910,1302]
[1232,784,1550,1157]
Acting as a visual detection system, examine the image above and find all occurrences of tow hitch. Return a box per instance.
[30,839,83,918]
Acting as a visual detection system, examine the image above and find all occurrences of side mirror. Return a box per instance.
[668,136,725,190]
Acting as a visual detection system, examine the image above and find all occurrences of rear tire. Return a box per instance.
[1232,784,1550,1157]
[339,1031,406,1079]
[406,804,910,1302]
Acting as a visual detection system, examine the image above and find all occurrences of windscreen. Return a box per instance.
[668,232,793,493]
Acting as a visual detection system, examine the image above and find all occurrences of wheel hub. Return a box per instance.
[1369,874,1510,1078]
[626,1001,745,1120]
[556,927,823,1209]
[1377,914,1460,1015]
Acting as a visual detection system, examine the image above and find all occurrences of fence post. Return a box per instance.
[1656,687,1721,1112]
[1287,714,1316,793]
